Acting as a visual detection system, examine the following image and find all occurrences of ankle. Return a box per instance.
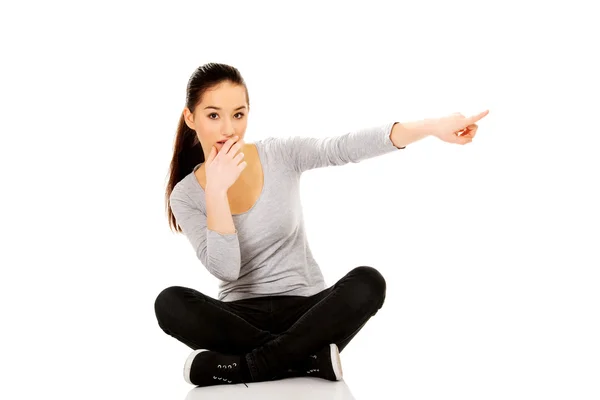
[238,355,253,382]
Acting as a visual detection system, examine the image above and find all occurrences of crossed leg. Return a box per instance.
[154,266,386,382]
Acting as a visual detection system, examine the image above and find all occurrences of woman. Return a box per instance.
[155,62,488,387]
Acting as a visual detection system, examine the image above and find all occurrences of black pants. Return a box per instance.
[154,266,386,381]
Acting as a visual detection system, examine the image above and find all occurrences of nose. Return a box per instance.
[222,118,235,133]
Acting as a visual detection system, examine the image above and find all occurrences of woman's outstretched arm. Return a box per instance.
[390,110,489,148]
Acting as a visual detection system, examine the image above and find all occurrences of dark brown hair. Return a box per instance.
[165,63,250,233]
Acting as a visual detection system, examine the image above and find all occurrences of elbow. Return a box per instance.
[205,257,241,282]
[209,263,240,281]
[215,271,239,282]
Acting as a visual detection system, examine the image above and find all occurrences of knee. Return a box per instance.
[154,286,189,330]
[349,266,386,309]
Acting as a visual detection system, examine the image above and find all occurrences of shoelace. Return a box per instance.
[306,354,320,374]
[215,362,248,388]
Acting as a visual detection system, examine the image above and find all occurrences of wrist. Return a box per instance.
[205,186,228,198]
[390,120,432,147]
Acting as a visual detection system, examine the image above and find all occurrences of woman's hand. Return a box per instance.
[427,110,489,145]
[205,136,247,193]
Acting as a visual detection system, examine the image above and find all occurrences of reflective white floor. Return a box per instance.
[184,378,355,400]
[185,378,356,400]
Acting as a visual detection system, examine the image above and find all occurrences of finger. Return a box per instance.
[228,139,244,156]
[468,125,478,138]
[458,124,477,135]
[454,130,472,143]
[467,109,489,125]
[207,145,216,162]
[222,136,239,153]
[459,135,472,144]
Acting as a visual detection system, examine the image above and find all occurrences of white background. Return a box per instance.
[1,1,599,399]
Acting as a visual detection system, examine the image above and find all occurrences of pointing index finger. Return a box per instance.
[468,109,489,124]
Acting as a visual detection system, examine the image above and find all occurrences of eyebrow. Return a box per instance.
[204,105,247,111]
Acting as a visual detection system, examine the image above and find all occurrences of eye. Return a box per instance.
[208,112,245,120]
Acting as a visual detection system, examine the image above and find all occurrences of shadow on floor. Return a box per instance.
[185,377,355,400]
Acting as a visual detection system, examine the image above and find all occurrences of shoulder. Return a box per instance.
[256,136,296,160]
[170,175,194,204]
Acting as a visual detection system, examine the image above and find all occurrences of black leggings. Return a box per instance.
[154,266,386,381]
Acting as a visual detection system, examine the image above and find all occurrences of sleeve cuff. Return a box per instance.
[207,228,238,237]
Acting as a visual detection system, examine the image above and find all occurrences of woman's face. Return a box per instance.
[184,81,249,159]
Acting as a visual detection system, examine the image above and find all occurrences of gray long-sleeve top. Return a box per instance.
[169,121,406,301]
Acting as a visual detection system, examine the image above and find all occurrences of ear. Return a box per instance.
[183,107,195,130]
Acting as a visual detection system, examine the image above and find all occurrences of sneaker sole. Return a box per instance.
[184,349,207,385]
[330,343,343,380]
